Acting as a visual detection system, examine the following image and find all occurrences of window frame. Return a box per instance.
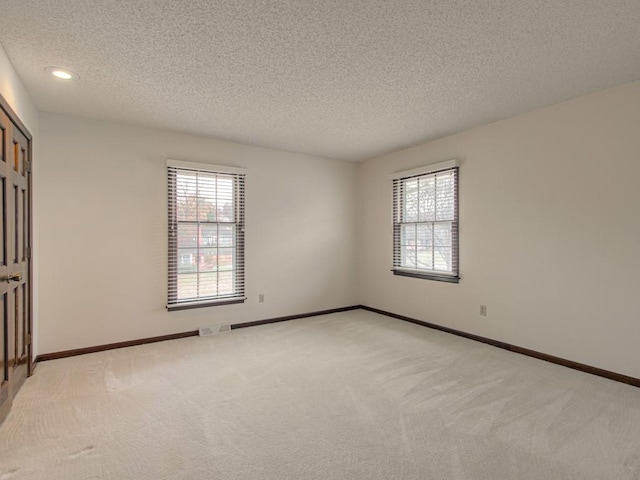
[392,160,460,283]
[167,159,246,311]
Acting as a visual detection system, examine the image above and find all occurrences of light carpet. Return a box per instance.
[1,310,639,479]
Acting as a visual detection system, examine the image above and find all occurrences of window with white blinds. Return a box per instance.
[392,160,459,283]
[167,160,246,310]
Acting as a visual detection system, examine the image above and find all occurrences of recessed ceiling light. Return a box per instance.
[44,66,79,81]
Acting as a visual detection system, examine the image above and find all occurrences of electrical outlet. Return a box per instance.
[480,305,487,317]
[259,293,265,303]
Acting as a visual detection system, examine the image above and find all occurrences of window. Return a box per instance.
[392,160,459,283]
[167,160,246,310]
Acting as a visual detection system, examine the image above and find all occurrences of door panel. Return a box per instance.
[10,127,29,390]
[0,293,7,388]
[22,188,26,261]
[14,184,18,263]
[0,95,32,425]
[0,109,11,422]
[0,178,5,266]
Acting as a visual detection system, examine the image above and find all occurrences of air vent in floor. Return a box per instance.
[199,324,231,336]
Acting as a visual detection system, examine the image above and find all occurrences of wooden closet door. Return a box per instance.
[10,126,30,392]
[0,107,14,422]
[0,98,32,425]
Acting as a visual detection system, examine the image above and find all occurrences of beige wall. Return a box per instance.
[7,35,640,380]
[38,113,357,354]
[0,47,38,132]
[0,44,39,355]
[357,80,640,379]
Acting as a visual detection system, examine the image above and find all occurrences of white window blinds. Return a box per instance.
[167,160,246,310]
[392,160,459,282]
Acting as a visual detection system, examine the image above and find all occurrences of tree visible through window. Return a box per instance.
[167,161,245,309]
[392,161,459,283]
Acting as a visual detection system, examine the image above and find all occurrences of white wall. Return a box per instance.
[0,44,40,356]
[38,113,357,354]
[0,47,38,131]
[21,52,640,379]
[357,80,640,379]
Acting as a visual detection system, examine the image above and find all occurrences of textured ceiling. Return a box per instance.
[1,1,639,161]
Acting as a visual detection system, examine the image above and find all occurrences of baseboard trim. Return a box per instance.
[35,304,638,388]
[36,330,200,362]
[35,305,360,363]
[361,305,640,388]
[230,305,360,330]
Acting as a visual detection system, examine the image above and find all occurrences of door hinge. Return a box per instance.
[26,246,32,259]
[25,160,32,173]
[26,333,31,345]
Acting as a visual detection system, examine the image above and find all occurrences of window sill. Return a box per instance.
[167,297,245,311]
[392,269,460,283]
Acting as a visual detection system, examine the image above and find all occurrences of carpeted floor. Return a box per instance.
[1,310,639,479]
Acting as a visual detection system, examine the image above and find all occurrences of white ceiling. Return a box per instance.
[1,1,639,161]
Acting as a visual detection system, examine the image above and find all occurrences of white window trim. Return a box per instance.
[390,159,459,180]
[167,159,246,175]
